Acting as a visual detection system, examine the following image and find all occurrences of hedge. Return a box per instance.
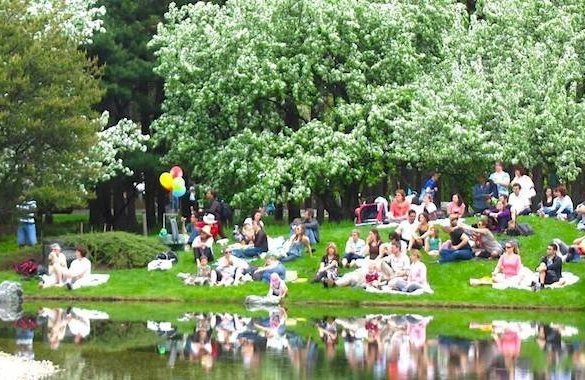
[53,232,168,269]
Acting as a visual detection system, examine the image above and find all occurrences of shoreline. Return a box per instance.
[24,295,585,311]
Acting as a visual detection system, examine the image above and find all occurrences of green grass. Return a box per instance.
[3,215,585,309]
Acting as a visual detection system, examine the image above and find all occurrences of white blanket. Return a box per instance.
[364,285,434,295]
[492,270,579,291]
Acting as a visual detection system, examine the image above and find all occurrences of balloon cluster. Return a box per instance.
[159,166,186,197]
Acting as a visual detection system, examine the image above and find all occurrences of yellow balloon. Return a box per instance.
[159,172,173,191]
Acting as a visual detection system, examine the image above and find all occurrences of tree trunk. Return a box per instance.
[144,169,157,233]
[89,182,111,228]
[341,182,359,220]
[274,203,284,221]
[287,201,300,223]
[318,193,343,222]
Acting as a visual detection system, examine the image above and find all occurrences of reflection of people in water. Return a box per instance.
[67,309,91,345]
[493,327,521,380]
[316,316,338,360]
[41,308,68,350]
[14,315,37,360]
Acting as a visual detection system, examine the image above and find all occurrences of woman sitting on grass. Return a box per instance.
[491,242,524,287]
[447,193,466,217]
[409,213,430,250]
[388,189,410,222]
[314,243,340,287]
[43,243,68,287]
[390,250,429,293]
[424,226,441,257]
[281,224,312,262]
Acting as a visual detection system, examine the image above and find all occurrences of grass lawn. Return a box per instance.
[2,215,585,309]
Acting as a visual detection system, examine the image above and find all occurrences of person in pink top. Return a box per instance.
[388,189,411,222]
[492,242,523,285]
[447,193,466,217]
[392,250,429,293]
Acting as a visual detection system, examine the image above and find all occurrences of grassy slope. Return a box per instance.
[3,215,585,309]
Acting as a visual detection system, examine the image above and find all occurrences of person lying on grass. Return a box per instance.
[335,240,400,288]
[313,243,340,288]
[252,254,286,283]
[552,236,584,263]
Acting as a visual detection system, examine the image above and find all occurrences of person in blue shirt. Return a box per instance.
[472,175,492,215]
[419,172,440,203]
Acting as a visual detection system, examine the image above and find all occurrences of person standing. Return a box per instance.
[16,199,37,247]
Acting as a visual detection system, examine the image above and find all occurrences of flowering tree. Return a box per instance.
[150,0,455,217]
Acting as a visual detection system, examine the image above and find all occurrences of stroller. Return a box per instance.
[355,196,387,225]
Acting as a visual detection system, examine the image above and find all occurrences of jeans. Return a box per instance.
[439,248,473,263]
[253,264,286,282]
[231,247,264,258]
[17,223,37,246]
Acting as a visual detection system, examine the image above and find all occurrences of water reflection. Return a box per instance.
[0,306,584,379]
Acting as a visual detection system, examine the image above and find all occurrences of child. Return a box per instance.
[184,255,216,286]
[245,273,288,305]
[424,226,441,257]
[364,263,383,289]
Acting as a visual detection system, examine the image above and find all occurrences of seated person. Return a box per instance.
[64,246,92,290]
[44,243,68,287]
[537,186,555,217]
[508,183,531,219]
[192,225,214,265]
[291,209,320,245]
[419,193,438,219]
[394,210,418,251]
[342,229,366,268]
[462,216,504,259]
[532,244,563,291]
[388,189,411,222]
[543,186,574,219]
[314,243,340,287]
[491,242,523,286]
[245,273,288,305]
[281,224,312,262]
[181,213,200,246]
[184,255,217,286]
[215,248,252,286]
[510,166,536,202]
[243,209,265,230]
[252,254,286,283]
[199,213,221,239]
[424,226,441,257]
[472,175,492,215]
[231,224,268,259]
[439,216,473,263]
[409,213,430,250]
[390,250,429,293]
[381,240,411,288]
[484,196,512,233]
[552,236,584,263]
[364,263,384,289]
[446,193,466,217]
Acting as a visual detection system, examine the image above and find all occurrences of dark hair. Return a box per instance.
[512,183,521,190]
[207,189,217,198]
[514,166,525,176]
[548,243,558,252]
[76,246,87,257]
[556,185,567,197]
[453,193,463,206]
[390,240,401,250]
[370,228,380,242]
[408,209,417,216]
[419,212,429,223]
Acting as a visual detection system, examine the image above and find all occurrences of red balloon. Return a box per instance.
[170,166,183,178]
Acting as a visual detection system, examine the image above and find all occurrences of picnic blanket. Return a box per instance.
[364,285,434,295]
[472,269,580,290]
[40,273,110,289]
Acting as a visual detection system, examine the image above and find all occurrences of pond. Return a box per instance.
[0,303,584,379]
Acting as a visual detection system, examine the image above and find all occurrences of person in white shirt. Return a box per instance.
[508,183,531,220]
[342,230,366,268]
[65,247,92,290]
[510,167,536,203]
[381,240,411,288]
[215,248,250,286]
[394,210,418,252]
[544,186,574,219]
[489,161,510,197]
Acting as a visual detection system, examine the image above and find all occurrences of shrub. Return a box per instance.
[53,232,167,269]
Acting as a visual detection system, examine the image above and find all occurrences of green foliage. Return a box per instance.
[0,0,104,214]
[54,231,167,269]
[150,0,455,208]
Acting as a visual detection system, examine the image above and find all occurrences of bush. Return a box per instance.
[53,232,167,269]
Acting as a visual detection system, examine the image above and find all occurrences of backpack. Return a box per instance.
[219,200,233,224]
[156,250,178,263]
[14,259,39,278]
[507,223,534,236]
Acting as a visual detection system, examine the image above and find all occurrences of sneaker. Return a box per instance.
[65,283,72,290]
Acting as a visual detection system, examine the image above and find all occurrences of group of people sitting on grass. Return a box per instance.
[39,244,97,290]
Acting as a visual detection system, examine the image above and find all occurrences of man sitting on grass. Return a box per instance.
[439,216,473,263]
[532,244,563,291]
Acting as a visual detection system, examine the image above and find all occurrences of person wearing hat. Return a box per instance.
[199,213,221,239]
[192,225,215,266]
